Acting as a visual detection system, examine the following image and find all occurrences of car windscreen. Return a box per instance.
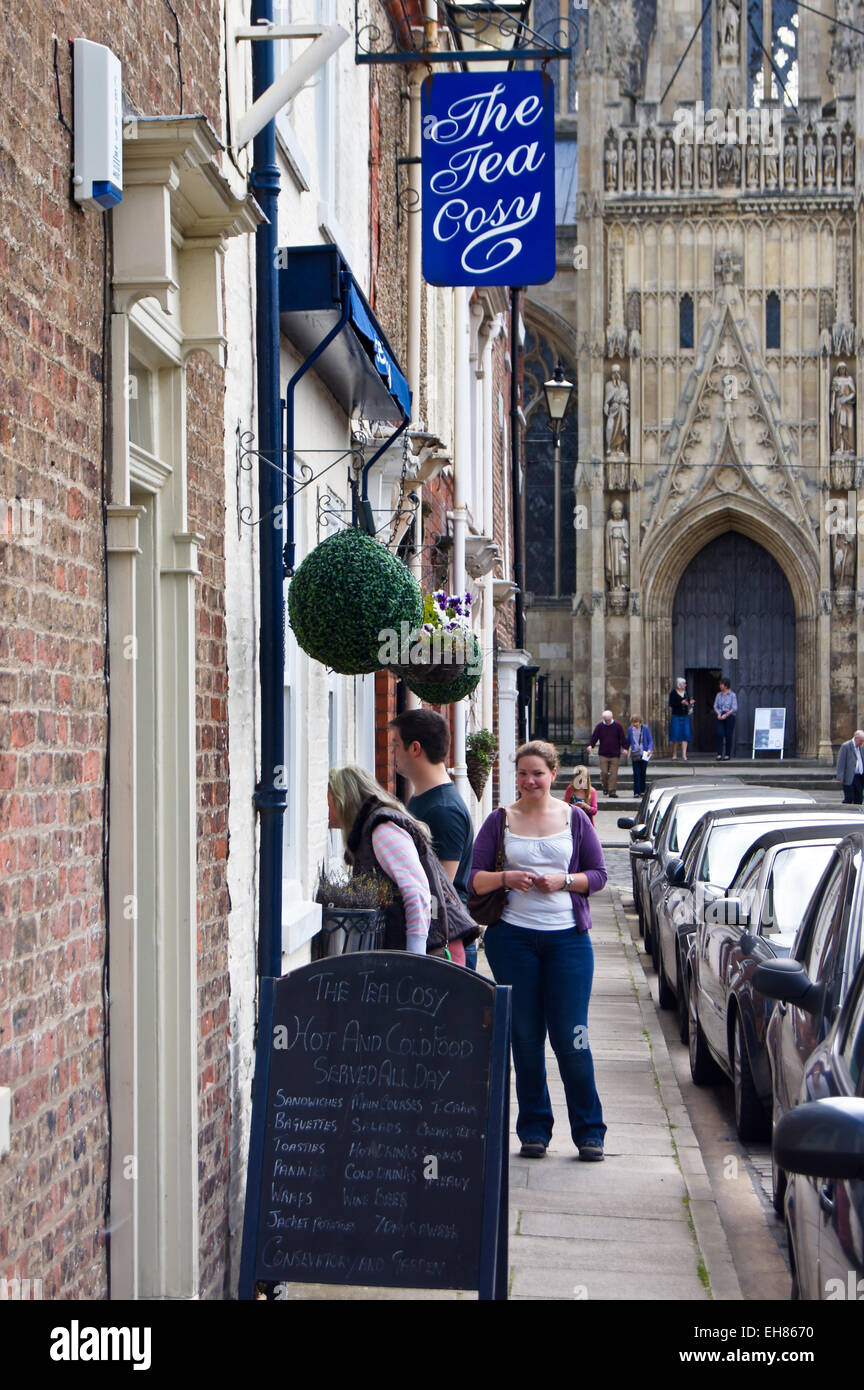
[762,843,837,936]
[698,822,775,888]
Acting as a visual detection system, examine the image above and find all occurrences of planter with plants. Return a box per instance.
[312,866,394,958]
[466,728,498,800]
[288,526,423,675]
[387,590,484,704]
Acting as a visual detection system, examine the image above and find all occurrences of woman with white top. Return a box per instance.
[468,741,608,1160]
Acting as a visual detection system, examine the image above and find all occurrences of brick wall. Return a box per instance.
[0,1,229,1299]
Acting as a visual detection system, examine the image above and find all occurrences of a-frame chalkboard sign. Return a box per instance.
[239,953,511,1300]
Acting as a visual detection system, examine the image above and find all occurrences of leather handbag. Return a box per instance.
[467,807,508,926]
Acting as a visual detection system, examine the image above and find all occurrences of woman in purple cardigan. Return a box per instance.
[469,740,608,1161]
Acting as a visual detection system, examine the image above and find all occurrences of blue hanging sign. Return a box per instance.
[421,71,556,287]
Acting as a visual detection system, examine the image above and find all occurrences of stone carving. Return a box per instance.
[717,140,741,188]
[829,0,864,79]
[605,135,619,192]
[833,232,856,355]
[803,129,818,187]
[626,290,641,358]
[745,141,760,189]
[698,142,713,189]
[660,136,675,190]
[833,528,855,606]
[604,363,630,458]
[680,139,693,189]
[605,499,630,605]
[622,137,636,192]
[842,125,855,186]
[607,239,628,358]
[830,361,856,456]
[718,0,740,63]
[642,135,656,192]
[783,132,798,187]
[764,145,779,189]
[823,130,837,187]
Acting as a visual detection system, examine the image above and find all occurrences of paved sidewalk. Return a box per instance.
[504,883,743,1301]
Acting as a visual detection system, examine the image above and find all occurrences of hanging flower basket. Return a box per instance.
[398,632,484,705]
[388,629,470,685]
[466,728,498,799]
[288,527,422,675]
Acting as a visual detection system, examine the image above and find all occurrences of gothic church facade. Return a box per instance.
[526,0,864,758]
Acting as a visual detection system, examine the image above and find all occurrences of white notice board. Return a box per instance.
[752,707,786,759]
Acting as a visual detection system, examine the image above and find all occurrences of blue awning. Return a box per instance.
[278,244,411,423]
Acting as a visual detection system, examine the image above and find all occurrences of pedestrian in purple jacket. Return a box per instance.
[469,740,608,1161]
[587,709,628,798]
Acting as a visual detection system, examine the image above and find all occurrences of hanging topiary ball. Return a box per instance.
[288,527,423,675]
[399,633,483,705]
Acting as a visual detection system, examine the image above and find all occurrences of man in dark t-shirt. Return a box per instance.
[390,709,477,969]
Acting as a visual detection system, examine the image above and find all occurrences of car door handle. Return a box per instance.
[819,1182,836,1214]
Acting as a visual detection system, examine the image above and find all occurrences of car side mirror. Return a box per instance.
[705,896,748,927]
[752,958,823,1013]
[665,858,686,887]
[774,1098,864,1181]
[632,822,648,840]
[631,843,654,859]
[617,816,636,830]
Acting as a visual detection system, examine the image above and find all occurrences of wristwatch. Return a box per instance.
[565,873,573,890]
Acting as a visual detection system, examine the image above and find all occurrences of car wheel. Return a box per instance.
[642,907,652,953]
[677,955,690,1045]
[688,981,721,1085]
[657,943,676,1010]
[733,1014,769,1142]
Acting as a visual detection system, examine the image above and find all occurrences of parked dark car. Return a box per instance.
[756,831,864,1214]
[686,815,864,1141]
[618,783,667,904]
[643,786,813,973]
[658,808,859,1049]
[774,951,864,1299]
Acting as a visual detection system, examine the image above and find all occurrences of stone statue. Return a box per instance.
[642,137,655,191]
[698,142,713,188]
[604,364,630,459]
[842,127,855,186]
[680,139,693,189]
[831,361,856,456]
[764,145,779,189]
[745,141,760,188]
[605,499,630,592]
[661,137,675,190]
[623,138,636,191]
[605,137,619,191]
[784,135,798,186]
[833,528,853,591]
[803,130,817,187]
[717,139,741,187]
[718,0,740,62]
[823,131,837,186]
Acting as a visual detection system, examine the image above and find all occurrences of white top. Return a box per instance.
[500,814,575,931]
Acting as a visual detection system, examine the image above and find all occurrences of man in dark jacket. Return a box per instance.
[837,729,864,803]
[587,709,628,798]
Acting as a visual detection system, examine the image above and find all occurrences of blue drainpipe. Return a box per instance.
[249,0,285,980]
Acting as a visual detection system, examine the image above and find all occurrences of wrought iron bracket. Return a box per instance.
[354,0,578,66]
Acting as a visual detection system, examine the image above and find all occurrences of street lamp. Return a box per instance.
[444,0,532,71]
[543,360,574,448]
[542,361,575,598]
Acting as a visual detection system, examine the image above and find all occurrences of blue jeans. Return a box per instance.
[631,756,647,795]
[716,715,735,757]
[483,922,606,1147]
[463,942,478,971]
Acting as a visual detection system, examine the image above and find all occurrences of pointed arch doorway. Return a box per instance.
[671,532,796,756]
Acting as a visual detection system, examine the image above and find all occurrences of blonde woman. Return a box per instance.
[468,741,608,1161]
[327,765,468,964]
[563,766,597,823]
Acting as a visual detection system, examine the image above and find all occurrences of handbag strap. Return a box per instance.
[494,806,507,873]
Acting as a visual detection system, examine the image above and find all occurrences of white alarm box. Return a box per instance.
[73,39,123,209]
